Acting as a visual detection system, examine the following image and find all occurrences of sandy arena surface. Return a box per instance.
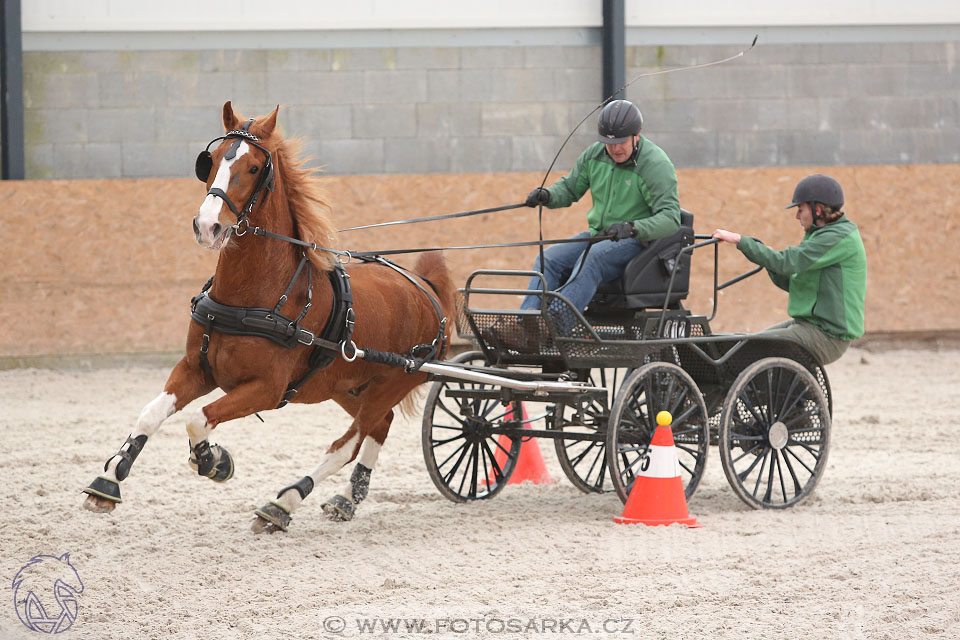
[2,346,959,639]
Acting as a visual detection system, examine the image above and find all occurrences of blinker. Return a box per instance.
[195,151,213,182]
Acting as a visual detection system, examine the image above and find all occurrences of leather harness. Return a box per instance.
[190,254,446,409]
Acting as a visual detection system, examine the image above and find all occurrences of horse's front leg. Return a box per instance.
[82,357,214,513]
[182,379,285,484]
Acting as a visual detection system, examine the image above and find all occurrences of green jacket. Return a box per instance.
[738,216,867,341]
[544,138,681,239]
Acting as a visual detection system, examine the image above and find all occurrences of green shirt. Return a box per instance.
[544,138,681,239]
[738,216,867,341]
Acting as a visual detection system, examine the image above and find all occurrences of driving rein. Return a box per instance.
[190,123,448,409]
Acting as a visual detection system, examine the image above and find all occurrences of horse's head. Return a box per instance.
[193,101,279,250]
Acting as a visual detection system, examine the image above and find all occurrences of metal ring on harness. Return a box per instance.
[341,340,359,362]
[337,250,352,265]
[233,220,249,236]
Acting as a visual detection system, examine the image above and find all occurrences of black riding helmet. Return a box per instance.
[786,174,844,210]
[597,99,643,144]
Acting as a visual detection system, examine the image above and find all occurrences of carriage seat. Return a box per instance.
[588,209,695,310]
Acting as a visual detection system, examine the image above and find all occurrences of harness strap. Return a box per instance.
[207,188,242,218]
[347,234,614,258]
[338,202,526,233]
[191,276,217,383]
[278,266,354,408]
[356,255,448,367]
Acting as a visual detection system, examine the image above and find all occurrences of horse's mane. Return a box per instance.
[272,134,339,270]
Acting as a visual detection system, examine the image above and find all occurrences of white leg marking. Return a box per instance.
[135,392,177,438]
[357,436,383,469]
[336,436,382,500]
[275,433,361,513]
[103,392,179,482]
[275,490,302,513]
[185,409,212,446]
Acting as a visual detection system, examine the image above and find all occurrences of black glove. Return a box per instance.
[604,221,636,241]
[525,188,550,207]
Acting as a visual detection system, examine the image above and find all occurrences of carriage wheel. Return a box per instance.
[812,363,833,418]
[606,362,709,504]
[421,351,522,502]
[718,357,831,509]
[550,368,631,494]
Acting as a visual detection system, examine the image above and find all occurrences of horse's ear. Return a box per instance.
[222,101,242,132]
[260,105,280,137]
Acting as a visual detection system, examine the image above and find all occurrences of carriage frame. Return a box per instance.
[417,215,833,511]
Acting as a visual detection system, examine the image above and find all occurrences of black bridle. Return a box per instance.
[195,119,276,228]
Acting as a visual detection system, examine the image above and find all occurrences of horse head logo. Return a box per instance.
[12,553,84,634]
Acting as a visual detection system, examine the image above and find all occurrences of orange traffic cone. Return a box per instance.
[488,403,554,486]
[614,411,700,527]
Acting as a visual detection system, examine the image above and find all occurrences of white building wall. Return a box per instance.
[22,0,960,32]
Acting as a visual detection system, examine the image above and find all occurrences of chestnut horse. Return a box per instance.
[82,102,454,532]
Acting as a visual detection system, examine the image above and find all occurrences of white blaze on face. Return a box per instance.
[196,140,251,246]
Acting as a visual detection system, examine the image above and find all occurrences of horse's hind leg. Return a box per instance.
[82,358,214,513]
[251,425,362,533]
[321,425,388,522]
[251,388,402,532]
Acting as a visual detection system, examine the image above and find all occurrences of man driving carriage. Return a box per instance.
[712,174,867,365]
[488,99,682,349]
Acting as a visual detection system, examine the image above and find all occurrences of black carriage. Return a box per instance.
[420,210,832,510]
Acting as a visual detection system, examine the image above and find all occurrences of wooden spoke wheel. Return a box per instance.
[606,362,709,504]
[550,368,631,494]
[421,351,522,502]
[718,357,831,509]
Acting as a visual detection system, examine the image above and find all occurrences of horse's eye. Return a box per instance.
[249,166,259,174]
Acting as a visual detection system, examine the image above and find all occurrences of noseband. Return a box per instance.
[195,119,276,228]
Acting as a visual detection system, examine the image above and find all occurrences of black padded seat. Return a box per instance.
[588,209,695,310]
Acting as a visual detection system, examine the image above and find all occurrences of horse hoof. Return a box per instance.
[188,443,235,483]
[322,494,355,522]
[252,501,291,533]
[81,476,121,512]
[82,494,116,513]
[251,516,283,535]
[208,444,234,483]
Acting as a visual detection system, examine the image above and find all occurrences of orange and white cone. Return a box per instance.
[489,403,554,486]
[614,410,700,527]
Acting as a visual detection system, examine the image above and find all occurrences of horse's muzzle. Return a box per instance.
[193,216,230,250]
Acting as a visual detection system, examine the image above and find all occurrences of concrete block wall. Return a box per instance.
[17,40,960,179]
[628,42,960,169]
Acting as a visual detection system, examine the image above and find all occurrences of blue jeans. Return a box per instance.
[521,231,645,313]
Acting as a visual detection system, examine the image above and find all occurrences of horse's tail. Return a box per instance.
[397,251,457,419]
[413,251,457,340]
